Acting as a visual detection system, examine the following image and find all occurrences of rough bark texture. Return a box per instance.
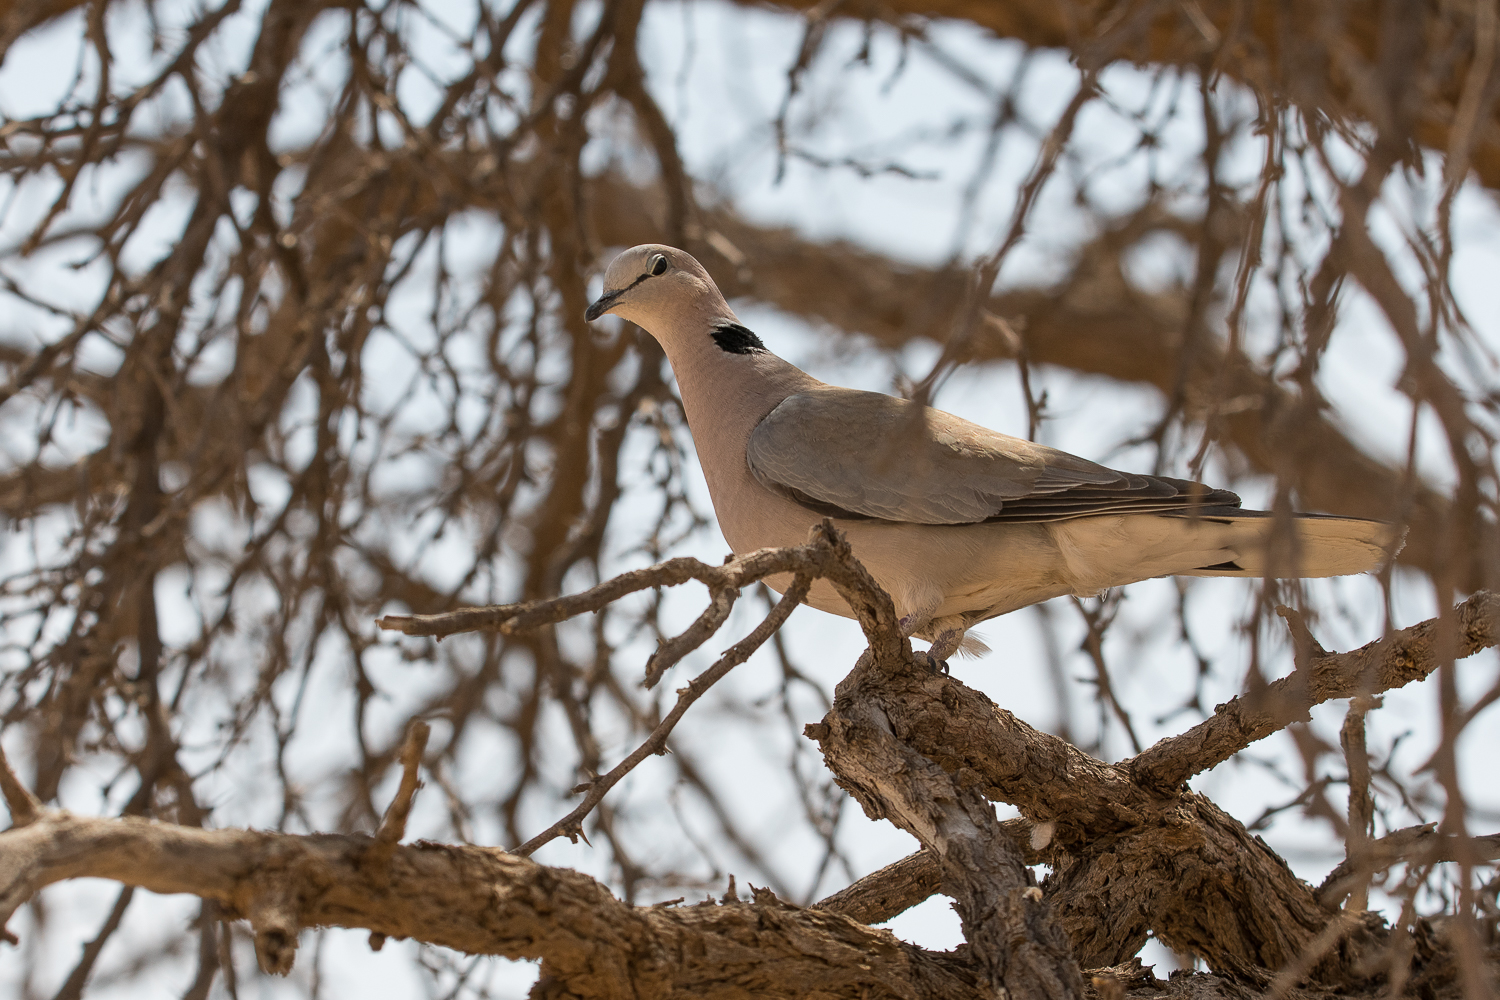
[0,806,1372,1000]
[0,811,988,1000]
[817,660,1083,1000]
[802,590,1500,987]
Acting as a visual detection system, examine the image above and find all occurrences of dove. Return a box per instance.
[586,245,1398,662]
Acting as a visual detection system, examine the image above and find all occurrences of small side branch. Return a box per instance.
[368,721,431,872]
[0,739,44,829]
[811,818,1041,925]
[1129,591,1500,790]
[645,585,736,688]
[1317,824,1500,908]
[513,574,813,856]
[814,849,944,925]
[378,526,851,643]
[380,521,897,859]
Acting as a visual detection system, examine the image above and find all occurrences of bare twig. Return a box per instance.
[0,739,43,829]
[1317,824,1500,909]
[644,586,736,688]
[381,540,821,641]
[514,572,814,856]
[368,721,431,871]
[49,885,134,1000]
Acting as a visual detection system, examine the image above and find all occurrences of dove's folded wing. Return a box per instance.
[746,388,1240,525]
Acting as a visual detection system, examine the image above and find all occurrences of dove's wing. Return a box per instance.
[745,388,1239,525]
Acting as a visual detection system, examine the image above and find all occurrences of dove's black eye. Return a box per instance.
[649,254,668,276]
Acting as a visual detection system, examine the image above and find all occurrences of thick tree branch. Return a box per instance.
[815,594,1500,980]
[802,572,1083,998]
[816,667,1083,1000]
[0,811,989,998]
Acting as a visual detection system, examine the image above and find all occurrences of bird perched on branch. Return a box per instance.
[586,245,1399,663]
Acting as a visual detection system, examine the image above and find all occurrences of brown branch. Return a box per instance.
[804,595,1500,980]
[367,721,430,873]
[842,657,1339,973]
[1317,824,1500,909]
[49,884,133,1000]
[439,519,885,857]
[816,674,1081,999]
[740,0,1500,191]
[379,516,904,676]
[513,572,813,856]
[1128,591,1500,791]
[248,870,300,974]
[644,585,736,689]
[811,610,1081,997]
[379,535,828,641]
[1338,695,1378,911]
[813,849,945,925]
[0,811,987,998]
[846,668,1151,843]
[0,739,42,829]
[811,818,1041,925]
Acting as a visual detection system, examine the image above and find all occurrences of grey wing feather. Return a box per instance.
[746,389,1239,525]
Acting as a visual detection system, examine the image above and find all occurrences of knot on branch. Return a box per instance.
[250,872,301,975]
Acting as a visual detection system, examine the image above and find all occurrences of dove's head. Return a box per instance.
[585,245,736,338]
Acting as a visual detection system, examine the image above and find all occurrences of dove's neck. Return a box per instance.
[655,317,820,521]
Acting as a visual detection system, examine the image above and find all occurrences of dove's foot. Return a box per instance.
[923,651,951,674]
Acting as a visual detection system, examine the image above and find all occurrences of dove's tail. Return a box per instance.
[1170,509,1404,578]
